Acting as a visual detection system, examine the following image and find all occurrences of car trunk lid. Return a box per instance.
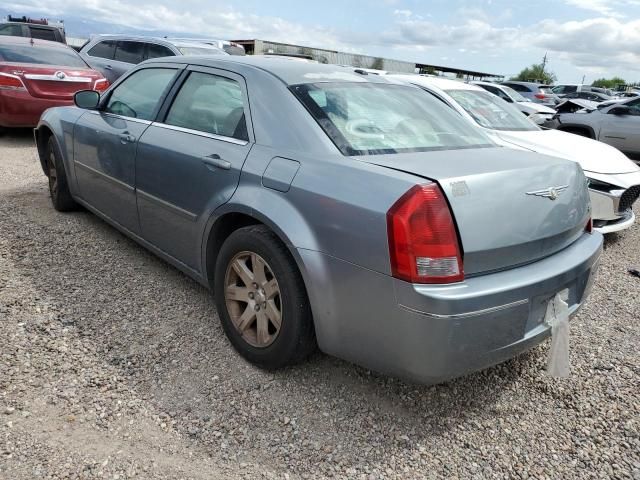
[358,147,590,276]
[0,63,101,100]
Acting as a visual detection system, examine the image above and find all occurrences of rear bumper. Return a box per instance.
[300,232,603,384]
[0,90,72,128]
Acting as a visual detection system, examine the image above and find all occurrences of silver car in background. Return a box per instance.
[501,81,560,106]
[34,57,601,383]
[472,80,556,125]
[79,35,228,83]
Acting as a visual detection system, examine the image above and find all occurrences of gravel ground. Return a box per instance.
[1,129,639,480]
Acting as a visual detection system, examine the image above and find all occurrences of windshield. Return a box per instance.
[447,89,539,132]
[292,82,493,156]
[0,44,88,67]
[502,85,529,102]
[177,46,227,56]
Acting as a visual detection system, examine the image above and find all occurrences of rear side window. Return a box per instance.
[146,43,175,60]
[0,24,24,36]
[0,44,87,67]
[164,71,248,140]
[87,40,116,59]
[564,85,578,93]
[114,41,145,64]
[29,27,57,41]
[105,68,177,121]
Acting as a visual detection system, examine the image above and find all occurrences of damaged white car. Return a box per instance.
[389,75,640,233]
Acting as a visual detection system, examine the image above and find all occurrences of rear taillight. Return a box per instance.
[0,72,26,91]
[93,78,110,92]
[534,93,546,99]
[387,184,464,284]
[586,217,593,233]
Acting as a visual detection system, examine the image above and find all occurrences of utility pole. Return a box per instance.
[581,74,586,84]
[540,52,548,81]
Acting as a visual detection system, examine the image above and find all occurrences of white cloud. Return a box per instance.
[5,0,640,76]
[563,0,640,18]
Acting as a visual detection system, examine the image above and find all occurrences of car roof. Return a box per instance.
[88,34,226,52]
[148,55,397,86]
[0,35,70,49]
[386,74,483,92]
[502,81,551,87]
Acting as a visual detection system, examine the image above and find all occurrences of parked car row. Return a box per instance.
[388,76,640,233]
[0,15,245,129]
[31,56,606,384]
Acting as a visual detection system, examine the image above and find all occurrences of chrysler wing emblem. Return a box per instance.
[526,185,569,201]
[55,71,66,79]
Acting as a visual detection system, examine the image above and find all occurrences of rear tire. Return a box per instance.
[214,225,316,369]
[46,136,77,212]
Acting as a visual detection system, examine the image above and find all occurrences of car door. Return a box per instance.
[82,40,118,83]
[135,66,253,270]
[73,66,181,234]
[599,99,640,156]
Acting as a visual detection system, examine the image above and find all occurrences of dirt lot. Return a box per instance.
[1,129,638,479]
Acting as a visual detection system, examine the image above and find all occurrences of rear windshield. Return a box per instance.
[0,44,87,67]
[292,82,493,156]
[177,46,227,56]
[538,86,553,93]
[447,89,539,132]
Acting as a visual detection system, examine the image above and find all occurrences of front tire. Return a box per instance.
[214,225,316,369]
[46,136,77,212]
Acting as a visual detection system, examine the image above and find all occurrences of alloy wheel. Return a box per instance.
[224,251,282,348]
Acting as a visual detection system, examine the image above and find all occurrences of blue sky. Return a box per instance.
[3,0,640,82]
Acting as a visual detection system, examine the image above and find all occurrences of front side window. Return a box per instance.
[105,68,177,121]
[0,44,87,67]
[164,71,248,140]
[0,24,23,36]
[292,82,493,156]
[114,41,145,64]
[447,89,538,132]
[87,40,116,59]
[29,27,56,41]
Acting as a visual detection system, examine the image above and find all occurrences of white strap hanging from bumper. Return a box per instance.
[545,289,570,378]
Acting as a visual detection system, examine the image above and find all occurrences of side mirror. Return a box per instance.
[608,105,631,115]
[74,90,100,110]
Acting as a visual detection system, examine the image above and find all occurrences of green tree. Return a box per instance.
[370,57,384,70]
[592,77,626,89]
[511,63,557,84]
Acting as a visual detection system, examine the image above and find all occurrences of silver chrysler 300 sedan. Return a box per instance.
[34,57,603,383]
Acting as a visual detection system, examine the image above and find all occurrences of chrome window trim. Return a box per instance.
[137,189,197,221]
[87,110,152,125]
[74,161,134,193]
[151,122,249,146]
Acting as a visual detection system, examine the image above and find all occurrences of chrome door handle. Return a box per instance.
[119,133,136,144]
[202,154,231,171]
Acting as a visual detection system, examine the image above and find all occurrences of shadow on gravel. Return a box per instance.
[1,184,548,475]
[0,128,35,148]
